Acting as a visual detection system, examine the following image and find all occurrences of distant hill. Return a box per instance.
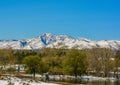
[0,33,120,50]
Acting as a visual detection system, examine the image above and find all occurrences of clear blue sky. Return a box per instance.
[0,0,120,40]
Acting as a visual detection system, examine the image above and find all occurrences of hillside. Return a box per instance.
[0,33,120,50]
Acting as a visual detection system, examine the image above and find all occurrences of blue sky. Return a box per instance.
[0,0,120,40]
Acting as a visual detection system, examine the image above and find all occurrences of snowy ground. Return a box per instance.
[0,74,118,85]
[48,75,116,82]
[81,76,116,81]
[0,76,59,85]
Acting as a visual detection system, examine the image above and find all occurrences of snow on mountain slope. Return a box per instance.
[0,33,120,50]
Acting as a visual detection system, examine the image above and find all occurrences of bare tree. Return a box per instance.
[87,48,114,77]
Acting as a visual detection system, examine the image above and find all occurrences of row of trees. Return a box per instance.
[0,48,120,78]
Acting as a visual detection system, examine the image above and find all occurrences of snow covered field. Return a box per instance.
[81,76,116,81]
[0,76,59,85]
[0,74,118,85]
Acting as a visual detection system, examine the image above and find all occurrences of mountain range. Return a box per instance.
[0,33,120,50]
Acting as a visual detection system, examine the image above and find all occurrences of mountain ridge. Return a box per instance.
[0,33,120,50]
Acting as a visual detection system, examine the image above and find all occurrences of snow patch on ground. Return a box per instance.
[0,76,59,85]
[81,76,116,81]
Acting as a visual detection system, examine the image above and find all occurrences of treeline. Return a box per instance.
[0,48,120,78]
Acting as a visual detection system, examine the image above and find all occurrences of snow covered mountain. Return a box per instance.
[0,33,120,50]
